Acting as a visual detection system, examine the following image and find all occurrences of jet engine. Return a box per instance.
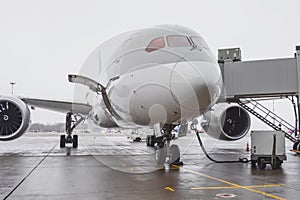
[0,96,31,141]
[201,103,250,141]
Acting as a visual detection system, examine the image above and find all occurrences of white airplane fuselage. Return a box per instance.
[80,25,223,129]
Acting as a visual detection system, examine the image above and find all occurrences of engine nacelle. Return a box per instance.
[201,103,250,141]
[0,96,31,141]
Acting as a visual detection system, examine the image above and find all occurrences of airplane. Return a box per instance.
[0,25,252,165]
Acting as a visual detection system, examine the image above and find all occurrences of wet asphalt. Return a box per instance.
[0,132,299,200]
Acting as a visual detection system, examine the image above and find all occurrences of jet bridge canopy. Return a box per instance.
[219,46,300,99]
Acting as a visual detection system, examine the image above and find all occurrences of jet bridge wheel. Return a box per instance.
[293,141,300,151]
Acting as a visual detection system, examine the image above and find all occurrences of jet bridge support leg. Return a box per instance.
[295,46,300,149]
[60,112,84,148]
[296,96,300,138]
[293,96,300,151]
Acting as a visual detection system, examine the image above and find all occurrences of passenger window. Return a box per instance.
[167,35,191,47]
[145,37,165,53]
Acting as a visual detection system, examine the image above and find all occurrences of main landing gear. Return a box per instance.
[147,125,183,166]
[60,112,84,148]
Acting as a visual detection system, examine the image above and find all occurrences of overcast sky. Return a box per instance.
[0,0,300,126]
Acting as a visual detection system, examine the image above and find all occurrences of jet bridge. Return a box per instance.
[218,46,300,146]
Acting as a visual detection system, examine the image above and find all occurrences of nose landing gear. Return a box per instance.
[154,125,183,166]
[60,112,84,148]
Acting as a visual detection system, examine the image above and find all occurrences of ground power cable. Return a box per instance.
[194,130,250,164]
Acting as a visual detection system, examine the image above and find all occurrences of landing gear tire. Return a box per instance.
[146,135,155,147]
[257,158,266,169]
[155,147,167,165]
[146,136,150,146]
[73,135,78,148]
[293,141,300,151]
[169,144,181,165]
[60,135,66,148]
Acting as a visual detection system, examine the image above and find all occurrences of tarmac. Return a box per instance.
[0,132,300,200]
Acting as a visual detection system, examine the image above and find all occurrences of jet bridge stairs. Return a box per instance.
[236,98,298,143]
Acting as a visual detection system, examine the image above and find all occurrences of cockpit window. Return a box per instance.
[145,37,165,53]
[167,35,191,47]
[191,36,209,49]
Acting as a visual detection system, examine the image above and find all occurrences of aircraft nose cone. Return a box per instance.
[170,60,222,115]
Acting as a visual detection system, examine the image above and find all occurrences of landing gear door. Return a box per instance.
[153,123,163,137]
[178,123,188,137]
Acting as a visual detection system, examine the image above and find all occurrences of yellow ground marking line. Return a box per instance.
[171,165,285,200]
[165,187,175,192]
[191,184,285,190]
[246,184,285,188]
[290,150,300,154]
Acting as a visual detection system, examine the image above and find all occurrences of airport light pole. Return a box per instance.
[9,82,16,95]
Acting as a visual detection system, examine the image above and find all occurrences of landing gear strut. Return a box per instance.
[154,125,183,166]
[60,112,84,148]
[146,135,163,147]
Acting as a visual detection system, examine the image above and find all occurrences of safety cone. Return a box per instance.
[246,142,250,152]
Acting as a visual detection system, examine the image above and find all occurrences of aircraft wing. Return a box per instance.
[21,98,92,115]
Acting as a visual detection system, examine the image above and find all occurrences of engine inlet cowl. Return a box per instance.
[201,103,251,141]
[0,96,31,141]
